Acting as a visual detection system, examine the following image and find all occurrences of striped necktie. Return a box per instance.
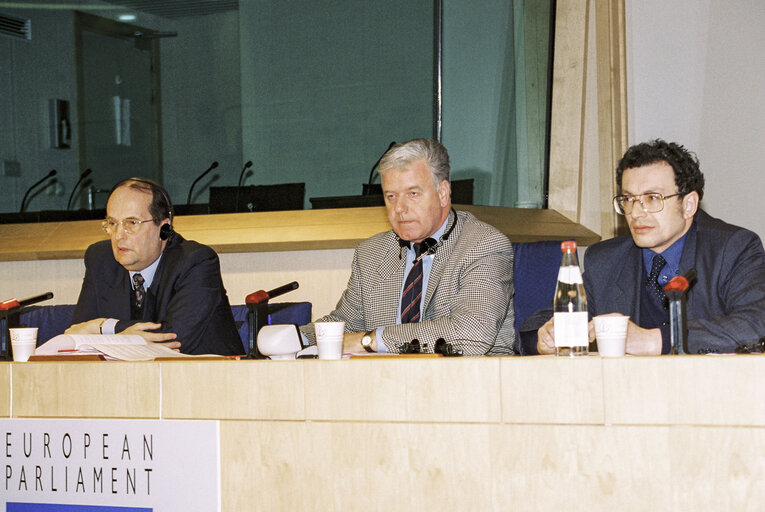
[400,243,425,324]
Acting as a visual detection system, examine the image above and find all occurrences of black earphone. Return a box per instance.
[397,207,458,260]
[110,177,175,241]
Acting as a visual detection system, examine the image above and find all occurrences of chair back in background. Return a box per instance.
[512,241,562,332]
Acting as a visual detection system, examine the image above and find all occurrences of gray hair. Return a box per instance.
[378,138,450,189]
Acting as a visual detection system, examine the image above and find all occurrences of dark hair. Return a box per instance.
[616,139,705,201]
[110,177,174,225]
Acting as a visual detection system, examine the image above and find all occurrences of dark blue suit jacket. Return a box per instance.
[520,210,765,354]
[72,234,243,355]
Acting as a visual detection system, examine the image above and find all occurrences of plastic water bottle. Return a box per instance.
[553,240,589,356]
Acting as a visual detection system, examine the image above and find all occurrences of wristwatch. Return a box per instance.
[360,330,375,352]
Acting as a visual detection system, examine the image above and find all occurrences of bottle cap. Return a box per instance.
[561,240,577,252]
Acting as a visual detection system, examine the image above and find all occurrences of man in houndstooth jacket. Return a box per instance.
[300,139,515,355]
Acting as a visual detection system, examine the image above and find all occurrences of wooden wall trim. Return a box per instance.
[595,0,629,239]
[0,205,599,262]
[547,0,590,223]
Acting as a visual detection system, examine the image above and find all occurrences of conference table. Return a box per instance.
[3,354,764,510]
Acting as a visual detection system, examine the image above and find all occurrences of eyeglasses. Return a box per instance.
[102,217,155,235]
[612,193,680,215]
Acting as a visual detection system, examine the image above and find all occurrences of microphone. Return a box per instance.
[664,269,698,293]
[246,281,299,306]
[0,292,54,313]
[364,141,396,194]
[236,160,254,212]
[664,268,697,355]
[20,170,57,213]
[237,160,254,188]
[187,161,219,205]
[66,168,93,210]
[245,281,299,359]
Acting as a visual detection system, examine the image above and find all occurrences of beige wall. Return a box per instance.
[626,0,765,242]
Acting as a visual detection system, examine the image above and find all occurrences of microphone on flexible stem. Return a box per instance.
[0,292,54,313]
[665,268,697,355]
[20,170,57,213]
[66,168,93,210]
[364,141,396,195]
[187,161,219,205]
[246,281,299,306]
[245,281,299,358]
[235,160,253,212]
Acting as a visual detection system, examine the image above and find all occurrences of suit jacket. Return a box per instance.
[520,210,765,354]
[72,234,243,355]
[300,211,516,355]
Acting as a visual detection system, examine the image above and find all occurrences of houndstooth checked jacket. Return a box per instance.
[300,211,515,355]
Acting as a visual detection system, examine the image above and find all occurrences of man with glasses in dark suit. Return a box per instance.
[65,178,243,356]
[525,139,765,355]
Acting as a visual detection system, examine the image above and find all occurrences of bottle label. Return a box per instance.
[557,265,583,285]
[553,311,589,347]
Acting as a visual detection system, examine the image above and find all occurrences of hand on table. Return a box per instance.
[65,318,105,335]
[536,317,595,355]
[119,322,181,351]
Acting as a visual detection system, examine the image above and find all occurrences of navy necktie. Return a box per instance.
[646,254,668,310]
[133,273,146,310]
[401,243,426,324]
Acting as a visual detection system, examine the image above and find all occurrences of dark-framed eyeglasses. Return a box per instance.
[102,217,155,235]
[612,193,680,215]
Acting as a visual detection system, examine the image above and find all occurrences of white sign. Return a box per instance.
[0,419,219,511]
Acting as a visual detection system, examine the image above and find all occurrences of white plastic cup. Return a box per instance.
[315,321,345,360]
[593,315,629,357]
[10,327,38,362]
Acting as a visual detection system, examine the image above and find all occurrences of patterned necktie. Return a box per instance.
[401,243,425,324]
[646,254,668,310]
[133,273,146,310]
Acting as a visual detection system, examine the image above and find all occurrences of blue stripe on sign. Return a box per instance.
[7,504,151,512]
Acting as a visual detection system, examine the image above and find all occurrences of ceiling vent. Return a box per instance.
[0,13,31,41]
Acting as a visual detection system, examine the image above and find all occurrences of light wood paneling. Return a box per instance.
[220,421,313,512]
[500,355,605,424]
[12,362,160,418]
[222,420,765,511]
[0,364,9,417]
[161,360,305,420]
[602,356,765,426]
[667,426,765,510]
[5,355,765,510]
[595,0,629,239]
[548,0,590,223]
[491,424,673,511]
[304,358,501,423]
[221,421,494,512]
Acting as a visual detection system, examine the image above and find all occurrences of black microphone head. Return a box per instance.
[211,161,219,169]
[244,160,253,168]
[49,169,57,177]
[82,168,93,177]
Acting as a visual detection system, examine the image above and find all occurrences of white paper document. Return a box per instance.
[35,333,193,361]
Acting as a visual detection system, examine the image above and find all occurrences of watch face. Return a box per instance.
[362,335,372,346]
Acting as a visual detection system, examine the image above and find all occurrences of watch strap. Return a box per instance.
[361,330,375,352]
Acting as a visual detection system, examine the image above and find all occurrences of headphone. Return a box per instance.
[110,177,175,241]
[397,207,458,260]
